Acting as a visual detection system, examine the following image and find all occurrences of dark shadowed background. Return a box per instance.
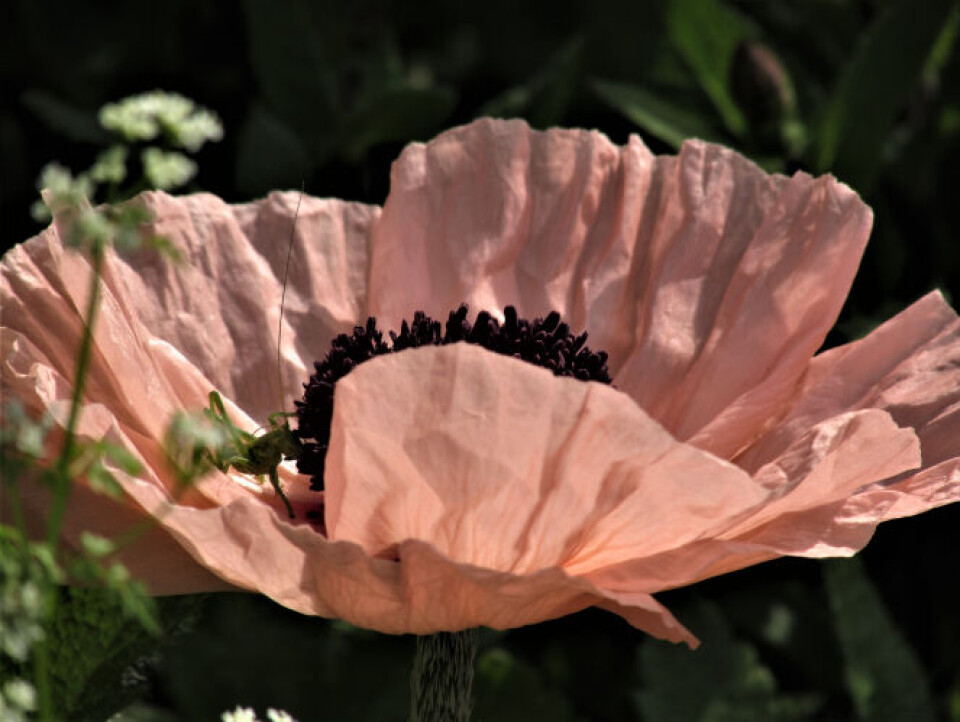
[2,0,959,720]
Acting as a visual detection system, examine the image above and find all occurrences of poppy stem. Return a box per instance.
[410,629,478,722]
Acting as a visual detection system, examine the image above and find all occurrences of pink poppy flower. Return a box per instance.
[2,118,958,647]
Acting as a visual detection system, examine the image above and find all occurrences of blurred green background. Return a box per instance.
[2,0,959,719]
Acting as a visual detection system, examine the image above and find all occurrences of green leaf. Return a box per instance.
[239,0,337,149]
[922,4,960,84]
[823,558,937,722]
[88,145,128,186]
[79,532,115,558]
[21,90,111,145]
[109,574,161,636]
[140,148,197,191]
[236,104,310,197]
[40,588,204,722]
[814,0,958,191]
[86,459,124,499]
[479,37,583,128]
[472,647,577,722]
[339,84,456,163]
[158,595,412,721]
[142,234,181,263]
[101,442,143,476]
[591,79,727,148]
[666,0,757,138]
[717,577,847,696]
[636,599,821,722]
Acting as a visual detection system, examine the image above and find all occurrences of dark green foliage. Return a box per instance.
[824,558,937,722]
[479,38,584,128]
[636,600,821,722]
[3,588,205,722]
[471,647,578,722]
[665,0,758,138]
[591,79,727,149]
[152,595,412,721]
[814,0,959,192]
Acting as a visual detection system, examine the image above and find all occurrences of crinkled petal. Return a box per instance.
[320,343,917,635]
[0,193,697,642]
[1,198,330,523]
[736,291,960,474]
[722,408,920,536]
[581,409,921,595]
[325,343,772,577]
[369,118,872,454]
[2,225,191,447]
[95,191,380,420]
[11,457,236,596]
[107,459,698,643]
[587,459,958,594]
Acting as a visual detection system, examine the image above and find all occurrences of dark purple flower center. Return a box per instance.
[295,304,612,491]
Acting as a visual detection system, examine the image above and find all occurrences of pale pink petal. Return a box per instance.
[0,200,324,519]
[576,406,920,594]
[0,343,238,593]
[107,458,697,643]
[721,408,920,537]
[595,592,699,647]
[321,343,917,638]
[11,469,236,596]
[735,291,960,474]
[100,191,379,420]
[1,228,189,446]
[0,191,700,643]
[673,292,960,576]
[325,343,771,577]
[630,459,960,584]
[368,118,871,455]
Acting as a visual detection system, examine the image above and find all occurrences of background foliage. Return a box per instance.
[2,0,959,719]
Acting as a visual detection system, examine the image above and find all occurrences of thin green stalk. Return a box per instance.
[33,245,104,722]
[46,245,104,545]
[410,630,478,722]
[4,476,29,538]
[33,587,56,722]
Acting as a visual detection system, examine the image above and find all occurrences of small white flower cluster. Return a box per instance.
[33,90,224,222]
[221,707,298,722]
[141,146,198,191]
[99,90,223,152]
[30,163,94,222]
[0,541,44,722]
[0,678,37,722]
[0,569,46,663]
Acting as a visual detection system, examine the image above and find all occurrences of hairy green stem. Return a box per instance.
[410,630,478,722]
[46,246,104,545]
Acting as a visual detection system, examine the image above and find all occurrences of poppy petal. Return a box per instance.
[367,119,872,458]
[734,291,960,473]
[325,343,768,575]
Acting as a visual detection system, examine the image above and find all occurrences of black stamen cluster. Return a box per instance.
[295,304,612,490]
